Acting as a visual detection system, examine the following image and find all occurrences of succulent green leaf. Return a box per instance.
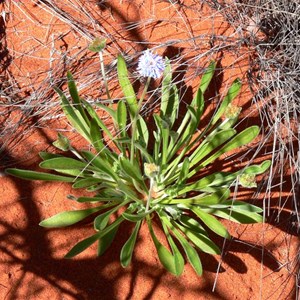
[39,206,103,228]
[117,55,138,119]
[39,157,87,170]
[90,118,106,154]
[188,129,236,174]
[55,87,91,142]
[39,152,62,160]
[5,168,75,182]
[72,178,102,189]
[175,221,220,254]
[242,160,271,175]
[82,100,115,140]
[209,209,263,224]
[65,232,101,258]
[225,200,263,213]
[65,217,124,258]
[52,133,71,151]
[161,58,172,115]
[164,189,230,205]
[88,37,106,52]
[122,208,156,222]
[94,206,118,231]
[161,83,179,128]
[77,196,122,203]
[179,215,208,235]
[136,116,149,148]
[211,78,242,125]
[120,221,141,267]
[147,218,178,275]
[200,126,260,168]
[192,207,230,238]
[119,156,146,188]
[81,150,118,181]
[161,221,185,276]
[200,61,216,93]
[117,100,128,137]
[67,72,90,125]
[177,158,190,185]
[98,222,119,256]
[161,215,202,275]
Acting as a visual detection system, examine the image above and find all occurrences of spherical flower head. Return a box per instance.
[137,49,165,79]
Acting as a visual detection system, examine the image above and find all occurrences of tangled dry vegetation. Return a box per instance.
[0,0,299,298]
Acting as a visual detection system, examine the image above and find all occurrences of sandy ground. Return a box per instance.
[0,1,298,299]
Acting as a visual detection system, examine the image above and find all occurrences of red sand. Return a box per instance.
[0,1,298,299]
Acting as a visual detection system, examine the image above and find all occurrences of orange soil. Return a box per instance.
[0,1,298,299]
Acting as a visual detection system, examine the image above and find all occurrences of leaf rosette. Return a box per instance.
[6,51,270,276]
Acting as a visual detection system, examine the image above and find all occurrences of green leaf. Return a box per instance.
[161,220,185,276]
[189,129,236,172]
[82,100,114,140]
[179,215,207,236]
[117,180,140,201]
[174,221,220,254]
[94,208,115,231]
[65,216,124,258]
[94,201,127,231]
[209,209,263,224]
[81,150,118,181]
[52,133,71,151]
[180,172,231,194]
[225,200,263,213]
[55,87,91,142]
[67,72,90,125]
[53,168,86,177]
[136,116,149,148]
[90,118,105,154]
[164,189,230,205]
[117,55,138,119]
[88,37,106,52]
[77,196,122,203]
[95,102,118,123]
[119,156,146,190]
[200,126,260,168]
[39,152,62,160]
[147,218,178,275]
[242,160,271,175]
[72,178,102,189]
[65,232,101,258]
[98,222,119,256]
[161,58,172,116]
[117,100,128,138]
[132,141,153,163]
[122,206,157,222]
[120,221,141,267]
[39,206,103,228]
[161,214,202,275]
[5,168,75,182]
[192,207,230,238]
[184,161,271,194]
[211,78,242,125]
[39,157,87,170]
[177,158,190,185]
[200,61,216,93]
[161,83,179,128]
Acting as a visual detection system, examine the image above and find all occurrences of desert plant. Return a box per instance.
[6,48,270,276]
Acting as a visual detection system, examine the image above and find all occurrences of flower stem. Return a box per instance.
[130,77,151,162]
[145,177,154,212]
[99,51,111,100]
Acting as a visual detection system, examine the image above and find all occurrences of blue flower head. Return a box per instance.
[137,49,165,79]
